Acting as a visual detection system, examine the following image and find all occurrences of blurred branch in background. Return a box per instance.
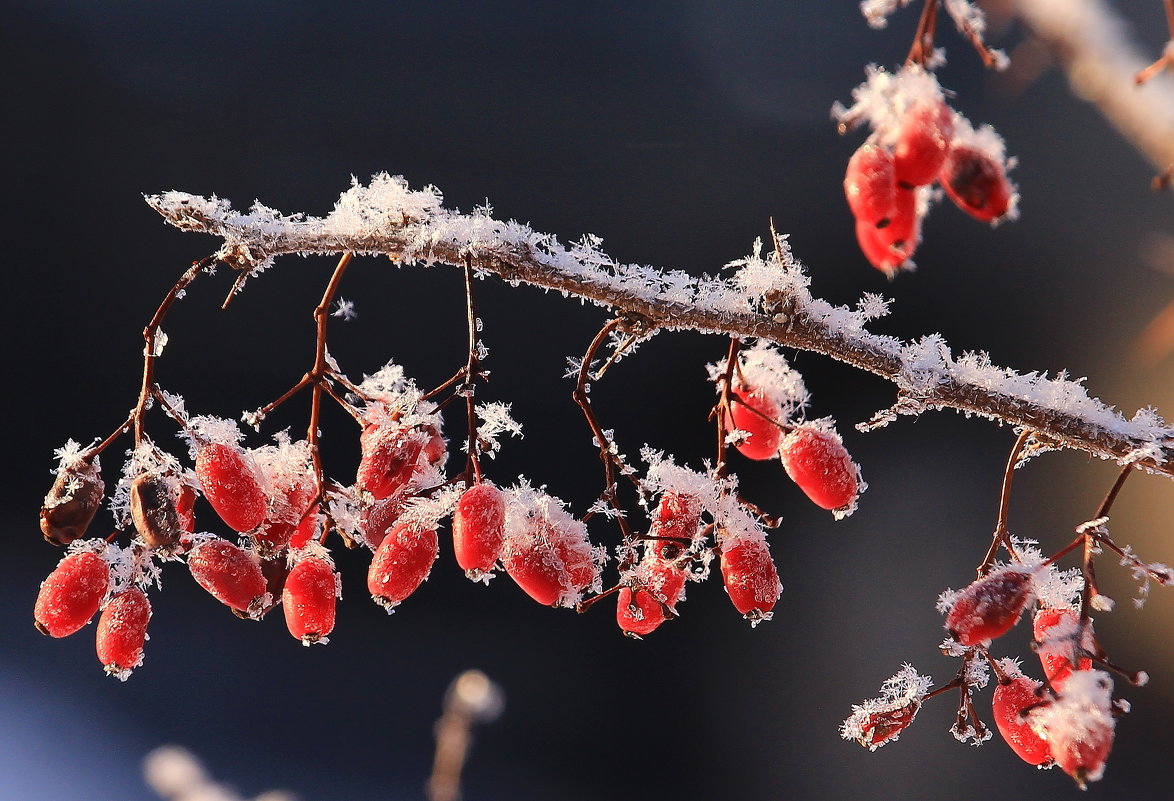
[427,670,505,801]
[144,745,297,801]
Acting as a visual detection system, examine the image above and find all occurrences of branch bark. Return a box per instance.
[145,176,1174,479]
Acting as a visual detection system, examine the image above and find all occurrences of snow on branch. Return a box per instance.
[146,174,1174,478]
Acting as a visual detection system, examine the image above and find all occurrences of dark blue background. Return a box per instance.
[6,2,1172,800]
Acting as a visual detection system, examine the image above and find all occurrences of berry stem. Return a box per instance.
[307,252,354,507]
[714,336,741,480]
[905,0,940,68]
[462,255,484,485]
[977,429,1033,577]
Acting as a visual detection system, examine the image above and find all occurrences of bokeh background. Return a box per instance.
[6,2,1172,800]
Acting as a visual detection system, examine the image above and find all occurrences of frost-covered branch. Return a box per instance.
[146,174,1174,477]
[1013,0,1174,173]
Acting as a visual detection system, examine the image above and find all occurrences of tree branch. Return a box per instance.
[145,175,1174,478]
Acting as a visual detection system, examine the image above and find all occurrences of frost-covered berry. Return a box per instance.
[992,676,1052,767]
[1033,608,1094,685]
[1033,670,1116,787]
[729,387,784,460]
[649,491,701,557]
[616,558,687,637]
[355,424,425,500]
[854,186,919,275]
[254,474,315,554]
[843,698,920,750]
[195,443,269,532]
[779,424,860,513]
[944,565,1036,646]
[40,459,104,546]
[283,557,338,645]
[367,523,439,611]
[130,473,186,551]
[96,586,151,680]
[940,145,1013,223]
[719,535,781,622]
[893,100,955,187]
[359,494,408,550]
[288,502,321,550]
[186,537,269,618]
[452,482,507,579]
[503,517,599,608]
[34,549,111,637]
[844,143,898,227]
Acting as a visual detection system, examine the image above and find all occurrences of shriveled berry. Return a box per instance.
[844,698,920,750]
[283,557,338,644]
[729,387,784,460]
[779,425,859,512]
[893,100,955,186]
[355,425,425,500]
[195,443,269,532]
[720,535,781,621]
[940,145,1013,223]
[616,559,687,637]
[187,538,269,617]
[993,677,1052,766]
[96,586,152,680]
[1033,608,1094,685]
[945,565,1036,646]
[40,460,104,545]
[34,549,110,637]
[453,483,507,578]
[367,523,439,611]
[844,143,898,226]
[130,473,184,551]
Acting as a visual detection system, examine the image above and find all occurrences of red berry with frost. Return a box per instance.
[40,460,104,546]
[96,586,152,680]
[254,472,315,554]
[367,523,439,611]
[187,537,269,617]
[944,565,1035,646]
[940,145,1013,223]
[288,502,321,550]
[720,536,781,620]
[453,482,507,577]
[779,425,859,512]
[854,187,919,275]
[893,100,955,186]
[616,559,687,637]
[34,549,111,637]
[421,422,447,465]
[175,483,196,536]
[729,387,784,460]
[358,494,407,550]
[992,676,1052,766]
[355,424,425,500]
[503,517,598,608]
[844,143,897,226]
[649,491,701,557]
[844,698,921,750]
[283,557,337,644]
[1034,608,1094,685]
[195,443,269,532]
[1037,670,1116,787]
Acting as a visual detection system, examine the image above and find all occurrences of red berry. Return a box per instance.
[453,483,507,577]
[503,518,599,608]
[649,491,701,557]
[844,698,921,750]
[944,565,1035,646]
[992,677,1052,766]
[187,537,269,617]
[893,100,955,186]
[1033,608,1094,685]
[367,523,439,611]
[720,536,781,621]
[422,422,447,465]
[288,502,322,550]
[854,186,919,275]
[96,586,152,680]
[616,558,687,637]
[34,549,111,637]
[195,443,269,532]
[940,145,1013,222]
[130,473,185,551]
[175,483,197,536]
[844,143,898,226]
[254,470,315,554]
[283,557,338,644]
[779,425,859,512]
[729,387,784,460]
[40,460,104,546]
[355,424,425,500]
[1042,671,1116,787]
[358,494,408,549]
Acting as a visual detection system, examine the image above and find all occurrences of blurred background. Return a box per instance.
[6,1,1172,800]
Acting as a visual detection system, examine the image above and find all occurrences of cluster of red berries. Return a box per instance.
[838,66,1016,276]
